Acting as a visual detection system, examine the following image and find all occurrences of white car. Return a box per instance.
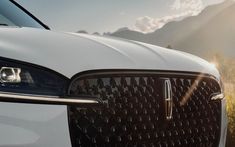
[0,0,227,147]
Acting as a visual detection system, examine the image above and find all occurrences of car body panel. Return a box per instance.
[0,27,219,79]
[219,99,228,147]
[0,27,226,147]
[0,102,71,147]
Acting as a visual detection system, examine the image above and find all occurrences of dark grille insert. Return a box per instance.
[68,72,221,147]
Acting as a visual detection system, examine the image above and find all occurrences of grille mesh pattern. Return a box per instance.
[68,72,221,147]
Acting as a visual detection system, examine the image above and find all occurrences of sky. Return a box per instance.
[17,0,224,33]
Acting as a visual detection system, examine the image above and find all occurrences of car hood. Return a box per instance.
[0,27,220,79]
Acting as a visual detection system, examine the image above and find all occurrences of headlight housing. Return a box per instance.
[0,57,100,105]
[0,58,68,96]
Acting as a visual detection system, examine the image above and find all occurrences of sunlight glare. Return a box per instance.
[210,62,218,68]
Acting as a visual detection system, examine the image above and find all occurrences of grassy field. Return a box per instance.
[225,78,235,146]
[226,86,235,146]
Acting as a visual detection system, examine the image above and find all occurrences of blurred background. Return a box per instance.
[17,0,235,146]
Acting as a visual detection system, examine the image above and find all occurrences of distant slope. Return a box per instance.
[110,1,235,57]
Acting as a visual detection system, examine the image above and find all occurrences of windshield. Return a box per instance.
[0,0,45,28]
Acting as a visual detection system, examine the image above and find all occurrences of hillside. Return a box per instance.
[111,1,235,58]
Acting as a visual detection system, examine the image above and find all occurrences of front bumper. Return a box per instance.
[0,97,227,147]
[0,102,71,147]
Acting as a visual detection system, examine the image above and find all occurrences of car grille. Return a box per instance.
[68,71,221,147]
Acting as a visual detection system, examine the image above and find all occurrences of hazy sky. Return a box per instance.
[17,0,224,33]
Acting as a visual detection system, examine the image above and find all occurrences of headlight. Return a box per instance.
[211,78,225,100]
[0,58,68,96]
[0,67,21,83]
[0,57,100,105]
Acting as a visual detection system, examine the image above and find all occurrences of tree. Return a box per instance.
[166,45,173,49]
[93,32,100,35]
[77,30,88,34]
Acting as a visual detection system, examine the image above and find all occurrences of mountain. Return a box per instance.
[110,1,235,58]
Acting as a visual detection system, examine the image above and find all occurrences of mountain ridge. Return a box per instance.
[110,1,235,58]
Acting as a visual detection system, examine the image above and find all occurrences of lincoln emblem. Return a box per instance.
[163,79,173,120]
